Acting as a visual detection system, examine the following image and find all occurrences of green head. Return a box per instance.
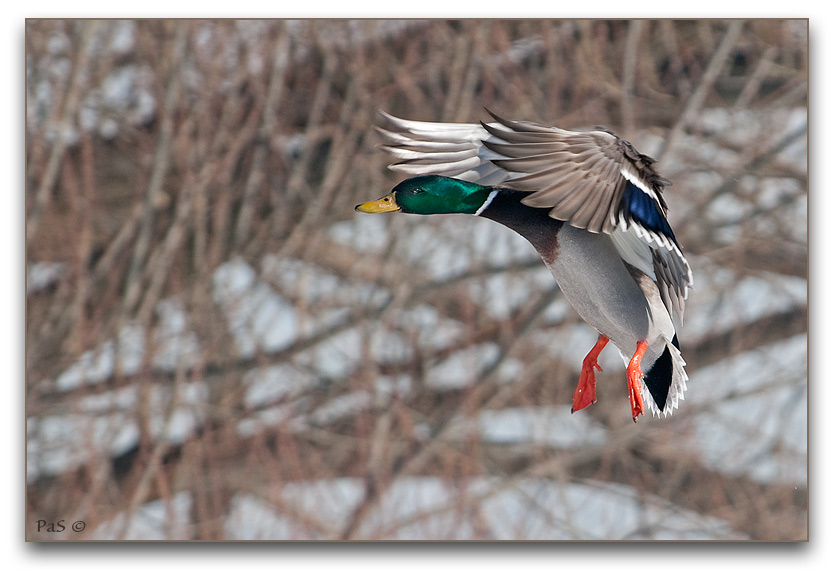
[355,175,494,215]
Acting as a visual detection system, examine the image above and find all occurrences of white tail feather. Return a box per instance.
[642,338,688,418]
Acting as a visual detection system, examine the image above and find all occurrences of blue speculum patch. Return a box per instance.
[621,182,679,247]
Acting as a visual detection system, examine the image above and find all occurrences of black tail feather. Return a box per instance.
[644,335,679,411]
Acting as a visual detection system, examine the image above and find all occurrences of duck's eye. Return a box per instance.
[412,188,424,194]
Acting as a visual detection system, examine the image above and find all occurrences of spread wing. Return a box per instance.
[376,110,693,327]
[374,111,510,185]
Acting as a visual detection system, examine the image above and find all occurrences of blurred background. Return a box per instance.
[25,19,807,541]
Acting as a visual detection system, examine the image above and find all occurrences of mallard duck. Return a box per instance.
[356,111,693,421]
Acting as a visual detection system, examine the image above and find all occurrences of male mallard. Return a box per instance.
[356,111,693,421]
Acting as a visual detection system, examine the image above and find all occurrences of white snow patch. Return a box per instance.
[373,373,413,398]
[369,327,414,364]
[27,261,68,292]
[55,323,145,391]
[683,257,806,340]
[426,342,500,390]
[236,405,297,437]
[243,364,317,408]
[221,476,741,540]
[685,334,806,485]
[54,299,201,391]
[28,381,208,479]
[309,391,374,425]
[308,327,363,379]
[90,491,193,540]
[329,216,393,253]
[473,406,606,448]
[398,305,464,350]
[212,258,298,356]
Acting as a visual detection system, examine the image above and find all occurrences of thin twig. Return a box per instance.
[657,20,745,162]
[27,20,101,243]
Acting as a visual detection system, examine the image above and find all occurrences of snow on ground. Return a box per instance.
[90,490,194,541]
[682,256,806,341]
[83,475,744,540]
[452,405,607,449]
[217,476,743,541]
[685,334,807,485]
[26,261,68,293]
[27,381,208,480]
[54,298,201,392]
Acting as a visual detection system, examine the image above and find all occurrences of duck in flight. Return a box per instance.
[356,111,693,421]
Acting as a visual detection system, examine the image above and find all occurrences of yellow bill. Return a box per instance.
[355,195,401,213]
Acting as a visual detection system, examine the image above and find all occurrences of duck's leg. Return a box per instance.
[571,335,609,413]
[627,341,649,422]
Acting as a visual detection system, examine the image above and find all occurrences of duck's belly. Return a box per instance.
[545,225,653,354]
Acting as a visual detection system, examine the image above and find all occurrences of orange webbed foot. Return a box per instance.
[627,341,649,422]
[571,336,609,414]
